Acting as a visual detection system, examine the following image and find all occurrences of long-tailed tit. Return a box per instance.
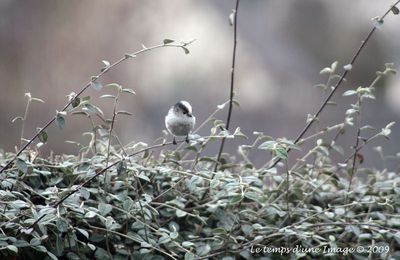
[165,101,196,144]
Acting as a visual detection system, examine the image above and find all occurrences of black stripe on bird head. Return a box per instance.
[175,101,191,116]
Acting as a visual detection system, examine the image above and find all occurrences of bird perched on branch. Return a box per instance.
[165,100,195,145]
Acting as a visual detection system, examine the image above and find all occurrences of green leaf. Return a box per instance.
[392,6,399,15]
[47,251,58,260]
[182,46,190,55]
[176,209,187,218]
[106,83,121,90]
[71,97,80,108]
[330,61,338,73]
[320,67,331,74]
[182,241,195,248]
[31,97,45,103]
[99,94,116,99]
[77,228,89,239]
[196,244,211,256]
[158,235,171,244]
[11,116,24,123]
[83,104,104,116]
[275,147,288,160]
[185,252,195,260]
[37,130,48,143]
[116,110,133,116]
[84,211,97,218]
[91,81,102,91]
[56,114,65,130]
[258,141,276,150]
[125,53,137,58]
[102,60,110,67]
[343,90,357,96]
[163,39,174,44]
[98,203,113,216]
[32,245,47,253]
[169,231,179,239]
[122,88,136,95]
[56,218,69,232]
[16,158,28,173]
[7,245,18,253]
[230,195,243,204]
[30,238,41,246]
[71,111,89,117]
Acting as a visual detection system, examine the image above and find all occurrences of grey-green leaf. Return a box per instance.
[38,130,48,143]
[91,81,103,91]
[56,114,65,130]
[98,203,113,216]
[392,6,399,15]
[182,47,190,55]
[116,110,133,116]
[122,88,136,95]
[163,39,174,44]
[16,158,28,174]
[12,116,24,123]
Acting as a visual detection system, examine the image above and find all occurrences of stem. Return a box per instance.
[285,160,291,223]
[267,1,400,169]
[104,91,120,189]
[346,97,362,206]
[106,92,120,166]
[214,0,240,172]
[88,115,97,154]
[20,97,31,148]
[200,0,240,202]
[95,113,127,156]
[0,40,196,174]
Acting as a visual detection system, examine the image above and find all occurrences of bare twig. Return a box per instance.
[0,40,195,174]
[346,98,362,206]
[104,89,120,189]
[106,92,120,166]
[267,1,400,169]
[214,0,240,172]
[19,94,32,148]
[199,0,240,202]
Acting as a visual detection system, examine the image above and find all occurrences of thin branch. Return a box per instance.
[346,98,362,206]
[214,0,240,172]
[267,1,400,169]
[20,96,31,148]
[200,0,240,202]
[104,90,120,189]
[0,40,196,174]
[106,93,119,166]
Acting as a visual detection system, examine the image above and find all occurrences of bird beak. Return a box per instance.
[187,113,193,117]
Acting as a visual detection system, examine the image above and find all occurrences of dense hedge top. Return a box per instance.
[0,135,399,260]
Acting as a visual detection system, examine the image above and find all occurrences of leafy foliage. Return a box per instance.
[1,80,400,258]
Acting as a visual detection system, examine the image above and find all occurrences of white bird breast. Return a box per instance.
[165,109,196,137]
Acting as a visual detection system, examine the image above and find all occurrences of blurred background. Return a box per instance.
[0,0,399,169]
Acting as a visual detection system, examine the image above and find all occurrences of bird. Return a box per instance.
[165,100,196,145]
